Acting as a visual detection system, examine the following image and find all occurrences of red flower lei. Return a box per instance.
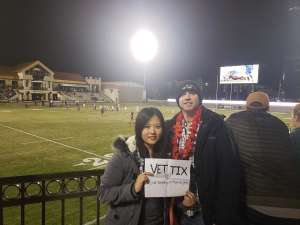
[171,106,202,159]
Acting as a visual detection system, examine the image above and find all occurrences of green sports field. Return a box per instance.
[0,103,178,177]
[0,103,292,177]
[0,103,292,225]
[0,103,181,225]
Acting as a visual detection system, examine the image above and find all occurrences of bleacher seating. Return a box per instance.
[58,91,113,103]
[0,88,17,101]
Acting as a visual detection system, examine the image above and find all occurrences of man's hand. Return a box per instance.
[182,191,197,208]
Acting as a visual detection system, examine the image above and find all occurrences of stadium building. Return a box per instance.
[0,60,144,103]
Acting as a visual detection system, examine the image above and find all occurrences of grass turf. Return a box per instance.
[0,103,292,225]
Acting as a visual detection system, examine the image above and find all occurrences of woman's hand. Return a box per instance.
[182,191,197,208]
[134,172,153,193]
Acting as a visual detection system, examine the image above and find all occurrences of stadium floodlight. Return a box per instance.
[130,29,158,63]
[130,29,158,103]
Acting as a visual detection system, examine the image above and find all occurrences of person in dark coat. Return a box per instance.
[166,81,241,225]
[290,103,300,159]
[100,107,168,225]
[226,91,300,225]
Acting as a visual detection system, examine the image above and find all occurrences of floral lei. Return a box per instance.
[171,106,203,159]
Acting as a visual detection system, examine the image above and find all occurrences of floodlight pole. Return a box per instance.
[130,29,158,103]
[229,83,233,111]
[215,73,219,112]
[143,65,147,103]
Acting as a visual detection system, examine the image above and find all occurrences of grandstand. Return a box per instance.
[0,60,145,103]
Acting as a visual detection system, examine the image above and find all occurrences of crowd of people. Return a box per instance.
[99,80,299,225]
[0,87,16,100]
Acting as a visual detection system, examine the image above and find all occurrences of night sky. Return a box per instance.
[0,0,299,94]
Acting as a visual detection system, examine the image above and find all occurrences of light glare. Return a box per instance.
[167,99,298,107]
[130,29,158,63]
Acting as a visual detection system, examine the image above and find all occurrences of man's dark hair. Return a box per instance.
[176,80,202,106]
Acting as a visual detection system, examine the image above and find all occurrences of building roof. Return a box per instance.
[54,72,86,82]
[0,65,18,79]
[0,60,55,79]
[0,65,13,74]
[13,61,36,72]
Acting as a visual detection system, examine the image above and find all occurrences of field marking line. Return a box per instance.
[22,137,73,145]
[84,215,106,225]
[0,124,101,157]
[88,165,106,170]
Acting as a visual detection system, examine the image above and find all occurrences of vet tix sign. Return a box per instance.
[144,158,191,197]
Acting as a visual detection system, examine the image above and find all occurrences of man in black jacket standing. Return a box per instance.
[226,91,300,225]
[166,81,241,225]
[291,103,300,164]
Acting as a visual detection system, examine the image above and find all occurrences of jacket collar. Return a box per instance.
[169,105,210,124]
[113,136,136,156]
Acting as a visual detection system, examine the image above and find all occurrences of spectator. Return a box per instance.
[226,91,300,225]
[290,103,300,172]
[166,80,241,225]
[129,111,134,126]
[76,101,80,111]
[100,105,105,116]
[100,107,168,225]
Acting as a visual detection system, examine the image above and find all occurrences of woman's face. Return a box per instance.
[141,115,163,148]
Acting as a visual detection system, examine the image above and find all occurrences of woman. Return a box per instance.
[100,107,168,225]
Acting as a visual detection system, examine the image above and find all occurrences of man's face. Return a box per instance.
[291,114,300,128]
[178,90,200,113]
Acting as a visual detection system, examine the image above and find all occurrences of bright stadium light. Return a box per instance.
[130,29,158,63]
[130,29,158,102]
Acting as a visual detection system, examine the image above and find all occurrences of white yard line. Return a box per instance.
[0,124,101,157]
[22,137,73,145]
[88,165,106,170]
[83,215,106,225]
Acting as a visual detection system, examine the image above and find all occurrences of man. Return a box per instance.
[166,81,240,225]
[290,103,300,173]
[291,103,300,151]
[226,91,300,225]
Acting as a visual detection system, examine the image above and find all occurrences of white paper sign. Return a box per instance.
[144,158,191,198]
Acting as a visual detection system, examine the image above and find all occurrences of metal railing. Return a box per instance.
[0,169,104,225]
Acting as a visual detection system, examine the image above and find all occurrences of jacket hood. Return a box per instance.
[113,136,136,156]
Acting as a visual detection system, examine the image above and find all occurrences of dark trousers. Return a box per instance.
[246,207,300,225]
[181,213,205,225]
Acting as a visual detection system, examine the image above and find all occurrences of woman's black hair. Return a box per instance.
[135,107,165,158]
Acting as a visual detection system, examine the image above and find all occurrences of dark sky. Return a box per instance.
[0,0,299,90]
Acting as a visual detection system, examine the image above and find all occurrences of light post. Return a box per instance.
[130,29,158,103]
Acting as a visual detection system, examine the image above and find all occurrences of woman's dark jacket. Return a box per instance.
[99,137,168,225]
[165,106,241,225]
